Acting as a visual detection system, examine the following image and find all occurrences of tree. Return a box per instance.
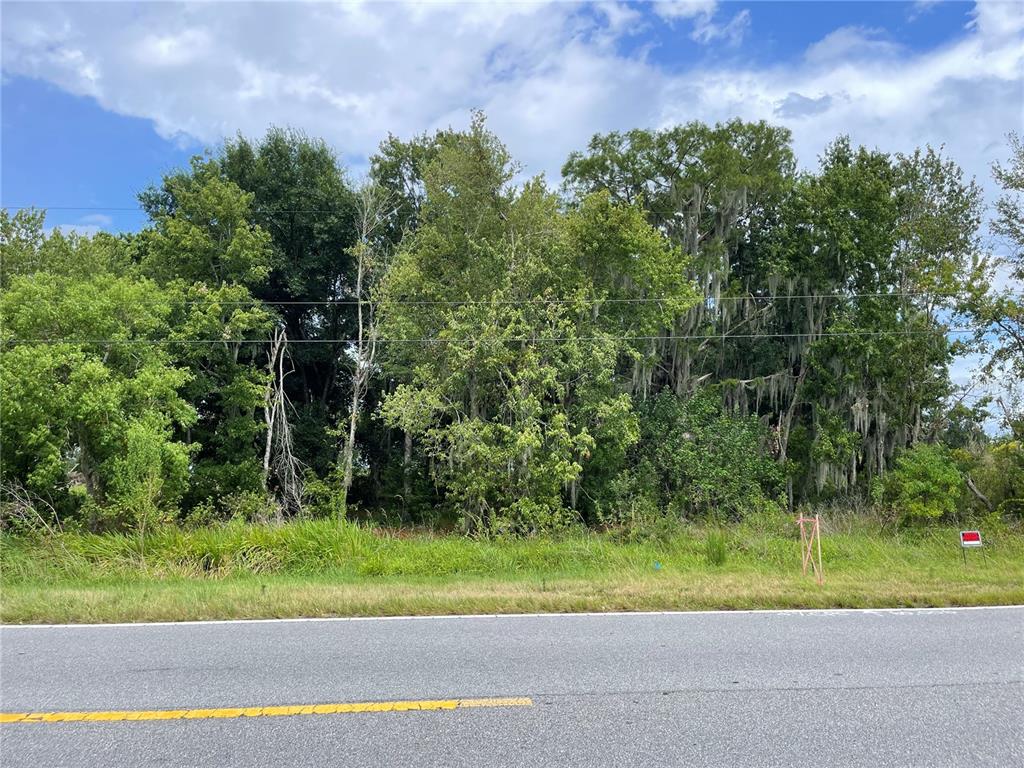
[965,133,1024,387]
[378,115,696,533]
[139,159,277,508]
[219,129,361,476]
[563,125,982,503]
[370,124,465,248]
[0,219,195,531]
[336,183,393,514]
[881,444,965,523]
[605,391,785,522]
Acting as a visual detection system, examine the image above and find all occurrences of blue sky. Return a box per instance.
[2,1,1020,238]
[2,77,195,233]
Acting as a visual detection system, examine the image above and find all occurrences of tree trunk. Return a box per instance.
[338,183,391,517]
[965,473,993,512]
[403,431,413,511]
[778,363,807,465]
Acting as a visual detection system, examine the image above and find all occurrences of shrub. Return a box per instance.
[603,391,785,522]
[221,491,280,524]
[488,498,575,539]
[970,438,1023,519]
[883,444,965,523]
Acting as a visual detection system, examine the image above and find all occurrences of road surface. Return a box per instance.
[1,607,1021,766]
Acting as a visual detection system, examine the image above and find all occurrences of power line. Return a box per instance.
[11,291,991,308]
[2,205,353,215]
[4,205,146,212]
[2,329,979,345]
[204,291,951,305]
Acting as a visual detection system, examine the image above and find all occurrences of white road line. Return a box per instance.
[2,604,1020,630]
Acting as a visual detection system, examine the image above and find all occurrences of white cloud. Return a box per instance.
[135,28,212,69]
[652,0,718,22]
[691,8,750,46]
[49,222,101,237]
[0,0,1019,205]
[774,92,834,119]
[804,26,901,64]
[908,0,941,22]
[652,0,748,46]
[969,0,1024,40]
[46,213,113,237]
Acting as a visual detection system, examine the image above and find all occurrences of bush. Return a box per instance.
[488,498,575,538]
[221,491,280,524]
[883,444,965,523]
[602,392,785,523]
[970,438,1023,519]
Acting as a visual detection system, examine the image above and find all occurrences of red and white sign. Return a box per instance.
[960,530,983,548]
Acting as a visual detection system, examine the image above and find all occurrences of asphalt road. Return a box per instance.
[1,607,1021,767]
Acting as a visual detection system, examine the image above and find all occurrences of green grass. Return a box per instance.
[1,517,1021,623]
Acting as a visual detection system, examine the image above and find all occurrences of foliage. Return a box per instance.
[0,251,195,531]
[139,163,278,506]
[940,401,990,450]
[600,392,784,522]
[960,133,1024,408]
[1,115,1012,538]
[882,444,965,523]
[564,127,981,502]
[970,437,1024,520]
[138,156,272,287]
[219,129,361,477]
[378,115,695,533]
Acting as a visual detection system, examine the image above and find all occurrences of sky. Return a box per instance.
[1,0,1022,399]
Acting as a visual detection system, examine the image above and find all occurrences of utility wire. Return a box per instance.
[3,205,365,215]
[12,292,1000,308]
[3,329,980,345]
[208,291,960,305]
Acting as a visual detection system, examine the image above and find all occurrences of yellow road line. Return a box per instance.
[0,697,532,724]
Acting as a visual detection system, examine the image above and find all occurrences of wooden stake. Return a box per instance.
[796,513,823,585]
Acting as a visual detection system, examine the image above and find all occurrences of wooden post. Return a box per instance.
[796,513,824,585]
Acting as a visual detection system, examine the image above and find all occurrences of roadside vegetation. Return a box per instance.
[2,118,1022,622]
[3,514,1023,623]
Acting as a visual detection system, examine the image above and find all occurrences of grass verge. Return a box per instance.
[1,519,1021,623]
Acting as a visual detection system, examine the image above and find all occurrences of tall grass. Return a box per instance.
[1,519,709,583]
[705,529,728,566]
[3,517,1023,622]
[3,515,1021,585]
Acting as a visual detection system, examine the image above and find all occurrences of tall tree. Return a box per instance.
[139,158,277,506]
[378,115,696,532]
[218,128,360,474]
[967,133,1024,388]
[0,216,195,531]
[563,123,982,501]
[335,183,393,514]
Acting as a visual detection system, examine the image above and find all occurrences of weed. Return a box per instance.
[705,529,728,567]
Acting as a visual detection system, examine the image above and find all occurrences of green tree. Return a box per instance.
[0,223,195,530]
[963,133,1024,394]
[564,124,981,504]
[378,116,696,533]
[138,160,277,507]
[605,391,785,522]
[219,128,361,476]
[882,444,965,523]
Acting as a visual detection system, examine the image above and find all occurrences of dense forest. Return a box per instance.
[2,115,1022,536]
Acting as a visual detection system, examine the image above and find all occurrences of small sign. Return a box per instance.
[960,530,983,548]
